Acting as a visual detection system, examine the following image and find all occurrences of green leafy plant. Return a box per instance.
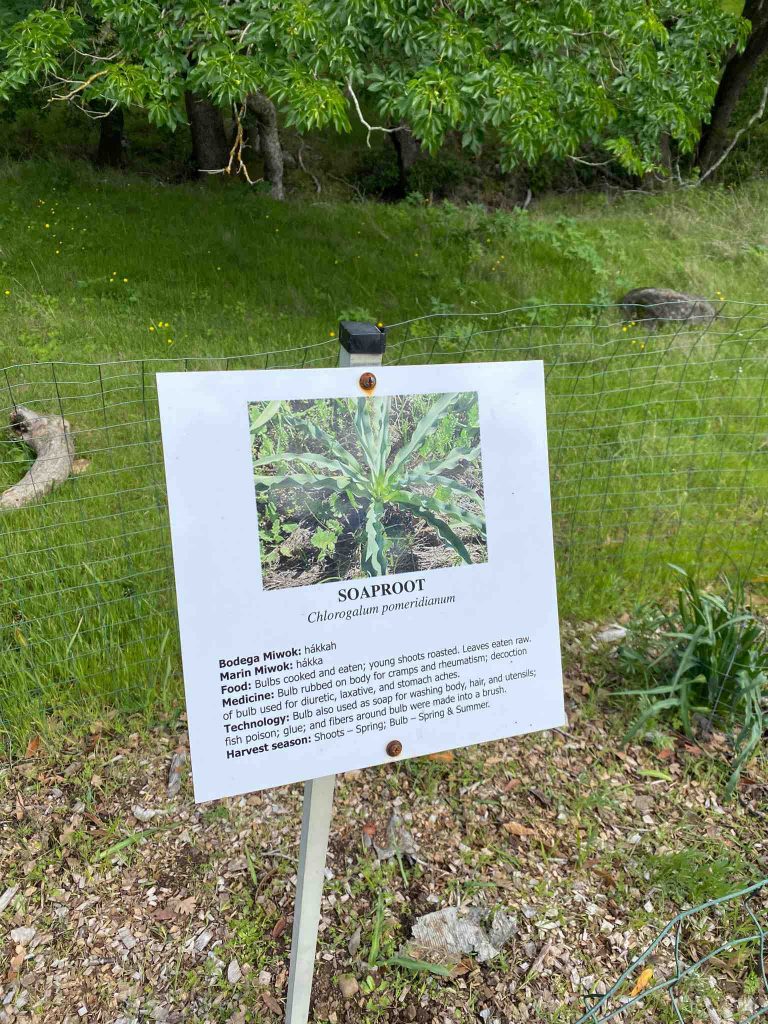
[617,567,768,797]
[249,393,486,580]
[310,521,342,560]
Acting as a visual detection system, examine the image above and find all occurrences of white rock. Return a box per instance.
[595,625,627,644]
[117,927,137,950]
[0,885,19,914]
[131,806,158,823]
[338,974,359,999]
[410,906,516,964]
[9,926,35,945]
[227,959,242,984]
[347,926,361,957]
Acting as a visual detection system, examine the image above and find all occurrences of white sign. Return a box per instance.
[158,362,565,802]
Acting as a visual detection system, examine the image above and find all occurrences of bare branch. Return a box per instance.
[297,141,321,194]
[52,68,109,103]
[198,102,263,186]
[568,154,614,167]
[346,80,399,147]
[72,48,120,62]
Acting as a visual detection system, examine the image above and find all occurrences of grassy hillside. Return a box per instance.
[1,160,768,368]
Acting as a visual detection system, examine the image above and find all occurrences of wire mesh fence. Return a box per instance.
[575,878,768,1024]
[1,300,767,752]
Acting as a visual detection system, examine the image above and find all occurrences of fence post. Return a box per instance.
[284,321,386,1024]
[337,320,387,368]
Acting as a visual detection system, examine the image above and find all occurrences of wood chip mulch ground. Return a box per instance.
[2,662,768,1024]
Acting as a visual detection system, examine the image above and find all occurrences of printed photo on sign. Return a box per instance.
[248,392,487,591]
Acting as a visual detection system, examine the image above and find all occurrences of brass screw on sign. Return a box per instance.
[386,740,403,757]
[359,372,377,393]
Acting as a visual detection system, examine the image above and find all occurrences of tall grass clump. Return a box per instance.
[617,567,768,796]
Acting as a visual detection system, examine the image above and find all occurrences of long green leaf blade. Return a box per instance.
[395,491,486,539]
[407,446,481,478]
[354,398,379,477]
[404,502,473,564]
[388,393,463,479]
[401,471,484,506]
[253,451,365,484]
[362,500,387,577]
[249,401,283,433]
[385,955,453,977]
[254,473,353,493]
[377,396,391,476]
[285,415,361,473]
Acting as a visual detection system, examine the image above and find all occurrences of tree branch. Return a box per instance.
[693,77,768,186]
[346,81,399,146]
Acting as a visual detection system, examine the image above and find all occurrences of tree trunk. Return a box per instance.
[95,106,124,168]
[641,132,672,189]
[246,92,284,199]
[184,92,230,173]
[388,124,422,199]
[698,0,768,173]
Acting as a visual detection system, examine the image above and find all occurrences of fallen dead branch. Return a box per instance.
[0,405,77,510]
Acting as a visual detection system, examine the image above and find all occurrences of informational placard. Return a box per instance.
[158,362,565,802]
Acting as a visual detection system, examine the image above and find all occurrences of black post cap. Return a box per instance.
[339,320,387,355]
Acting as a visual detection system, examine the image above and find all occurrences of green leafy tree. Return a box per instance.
[0,0,748,185]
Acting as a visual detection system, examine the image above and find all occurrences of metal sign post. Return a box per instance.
[284,775,336,1024]
[284,322,386,1024]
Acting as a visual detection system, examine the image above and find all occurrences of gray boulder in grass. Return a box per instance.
[618,288,716,326]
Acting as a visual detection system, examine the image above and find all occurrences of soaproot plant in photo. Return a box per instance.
[249,393,486,580]
[617,567,768,797]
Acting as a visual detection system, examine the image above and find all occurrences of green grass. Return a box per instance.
[1,159,768,752]
[1,160,768,368]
